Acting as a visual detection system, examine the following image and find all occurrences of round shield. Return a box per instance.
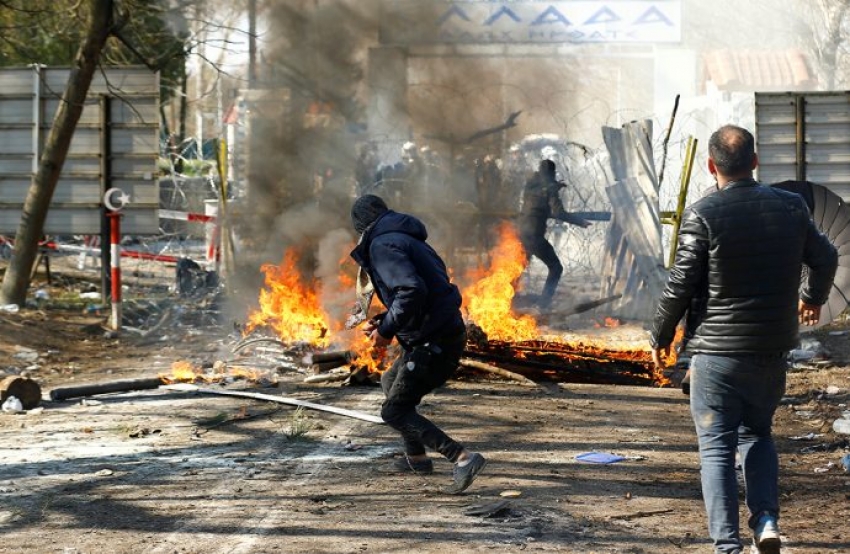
[772,180,850,328]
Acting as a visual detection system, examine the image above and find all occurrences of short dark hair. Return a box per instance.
[708,125,756,176]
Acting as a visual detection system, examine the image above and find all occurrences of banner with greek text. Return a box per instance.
[380,1,682,44]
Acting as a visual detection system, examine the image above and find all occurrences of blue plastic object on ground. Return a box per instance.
[575,452,626,464]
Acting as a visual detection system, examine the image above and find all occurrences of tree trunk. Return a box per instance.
[821,4,850,89]
[0,0,114,306]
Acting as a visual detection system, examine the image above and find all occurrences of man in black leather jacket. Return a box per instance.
[349,194,487,494]
[649,125,837,554]
[517,159,590,309]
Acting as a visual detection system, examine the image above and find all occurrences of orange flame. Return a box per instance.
[348,336,389,374]
[161,360,203,383]
[160,360,275,384]
[462,223,538,341]
[245,250,331,348]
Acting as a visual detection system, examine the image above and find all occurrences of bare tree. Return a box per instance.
[0,0,118,305]
[797,0,850,89]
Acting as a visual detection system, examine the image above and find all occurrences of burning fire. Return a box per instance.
[596,317,621,328]
[162,360,203,383]
[234,225,677,387]
[462,223,538,341]
[244,247,389,373]
[348,337,388,374]
[245,250,332,348]
[159,361,270,384]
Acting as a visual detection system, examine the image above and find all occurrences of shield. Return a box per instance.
[772,180,850,327]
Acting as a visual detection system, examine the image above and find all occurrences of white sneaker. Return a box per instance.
[753,514,781,553]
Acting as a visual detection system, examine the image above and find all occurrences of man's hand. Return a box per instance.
[651,344,671,370]
[799,300,821,326]
[363,318,392,348]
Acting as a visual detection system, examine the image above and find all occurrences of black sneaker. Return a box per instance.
[446,452,487,494]
[392,456,434,474]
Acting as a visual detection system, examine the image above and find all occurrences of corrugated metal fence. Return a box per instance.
[756,91,850,201]
[0,66,159,235]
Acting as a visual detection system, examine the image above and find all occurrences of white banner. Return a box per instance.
[381,1,682,44]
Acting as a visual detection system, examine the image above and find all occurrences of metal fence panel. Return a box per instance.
[0,207,158,236]
[0,66,159,235]
[756,91,850,202]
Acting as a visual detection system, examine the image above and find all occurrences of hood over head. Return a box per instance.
[351,194,389,234]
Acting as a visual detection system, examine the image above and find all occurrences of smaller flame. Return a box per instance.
[229,366,265,381]
[245,250,331,348]
[593,316,622,328]
[160,360,206,384]
[160,360,274,384]
[348,336,389,374]
[462,223,538,341]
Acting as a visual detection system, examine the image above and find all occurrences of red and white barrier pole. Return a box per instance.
[157,209,217,224]
[204,200,221,271]
[103,187,130,332]
[108,211,122,331]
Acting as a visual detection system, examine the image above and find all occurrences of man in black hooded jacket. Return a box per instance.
[349,194,487,494]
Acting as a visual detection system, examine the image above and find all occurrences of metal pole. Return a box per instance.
[108,212,122,331]
[795,94,806,182]
[30,64,41,175]
[667,136,698,269]
[657,94,680,189]
[248,0,257,88]
[100,95,112,300]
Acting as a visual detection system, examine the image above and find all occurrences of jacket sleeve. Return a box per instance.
[369,241,428,339]
[548,184,590,227]
[649,208,709,349]
[800,217,838,306]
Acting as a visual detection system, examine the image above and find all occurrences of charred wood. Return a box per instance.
[304,350,354,365]
[49,377,164,402]
[459,358,538,387]
[462,349,656,386]
[310,359,350,373]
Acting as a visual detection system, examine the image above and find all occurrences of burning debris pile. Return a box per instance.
[458,224,663,386]
[464,331,660,387]
[235,223,668,389]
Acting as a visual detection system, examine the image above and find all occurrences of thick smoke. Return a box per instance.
[230,0,815,324]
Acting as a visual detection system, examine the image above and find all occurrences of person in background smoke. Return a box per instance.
[517,159,591,309]
[355,142,379,196]
[349,194,487,494]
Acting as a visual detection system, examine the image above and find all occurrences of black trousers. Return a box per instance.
[380,330,466,462]
[520,233,563,307]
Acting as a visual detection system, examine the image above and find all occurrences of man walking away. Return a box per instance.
[517,159,590,309]
[649,125,837,554]
[349,194,487,494]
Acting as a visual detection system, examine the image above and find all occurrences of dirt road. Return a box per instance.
[1,307,849,554]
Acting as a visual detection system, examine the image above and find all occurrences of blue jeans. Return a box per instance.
[689,353,787,554]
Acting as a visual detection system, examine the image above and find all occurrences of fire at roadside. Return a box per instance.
[229,221,671,391]
[1,219,671,419]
